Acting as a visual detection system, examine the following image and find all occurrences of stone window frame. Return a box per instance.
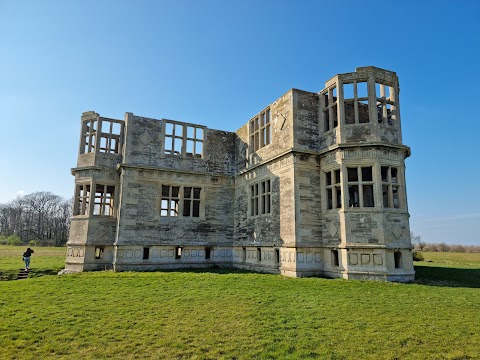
[164,120,204,158]
[80,118,123,155]
[249,107,272,155]
[319,85,338,132]
[375,82,396,125]
[249,178,272,217]
[73,182,116,217]
[93,184,116,216]
[324,168,342,210]
[381,165,401,209]
[347,166,375,208]
[159,184,204,218]
[342,81,370,124]
[74,183,91,216]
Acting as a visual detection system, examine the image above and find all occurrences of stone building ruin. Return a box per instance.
[65,66,415,282]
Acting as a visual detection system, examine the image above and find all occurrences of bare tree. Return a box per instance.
[0,192,72,246]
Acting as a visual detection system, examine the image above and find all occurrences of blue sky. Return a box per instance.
[0,0,479,245]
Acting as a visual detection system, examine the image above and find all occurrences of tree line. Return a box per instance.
[0,192,72,246]
[411,232,480,253]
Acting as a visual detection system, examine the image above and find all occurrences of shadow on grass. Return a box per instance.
[414,264,480,288]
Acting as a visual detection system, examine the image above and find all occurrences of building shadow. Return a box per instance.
[413,264,480,288]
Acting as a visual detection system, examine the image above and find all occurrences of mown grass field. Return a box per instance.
[0,246,479,359]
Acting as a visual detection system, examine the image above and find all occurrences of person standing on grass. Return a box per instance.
[23,247,34,271]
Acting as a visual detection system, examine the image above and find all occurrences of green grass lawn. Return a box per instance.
[0,246,479,359]
[0,246,66,280]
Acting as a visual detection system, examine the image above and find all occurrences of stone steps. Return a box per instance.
[17,269,29,280]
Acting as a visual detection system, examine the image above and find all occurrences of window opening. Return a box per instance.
[257,247,262,262]
[275,249,280,264]
[321,86,338,132]
[394,251,402,268]
[342,81,370,124]
[183,187,201,217]
[99,119,122,154]
[160,185,180,216]
[250,179,271,216]
[164,121,203,158]
[81,119,97,154]
[175,246,183,259]
[325,169,341,209]
[143,247,150,260]
[95,247,104,259]
[249,108,271,154]
[376,83,395,125]
[332,250,339,266]
[93,184,115,216]
[75,184,90,215]
[347,166,374,207]
[381,166,400,208]
[205,247,211,260]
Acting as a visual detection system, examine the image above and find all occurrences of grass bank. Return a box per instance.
[0,247,479,359]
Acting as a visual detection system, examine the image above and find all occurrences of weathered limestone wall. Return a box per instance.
[123,113,236,175]
[236,89,294,172]
[114,166,235,270]
[292,90,320,152]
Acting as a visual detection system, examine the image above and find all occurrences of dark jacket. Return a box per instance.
[23,248,34,258]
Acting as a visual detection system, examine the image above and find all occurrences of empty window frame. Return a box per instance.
[175,246,183,259]
[143,247,150,260]
[81,119,97,154]
[320,86,338,131]
[325,169,342,209]
[93,184,115,216]
[347,166,374,208]
[343,81,369,124]
[160,185,180,217]
[75,184,91,215]
[381,166,401,208]
[205,247,211,260]
[160,185,202,217]
[250,179,271,216]
[164,121,203,158]
[332,250,339,266]
[94,247,104,259]
[249,108,271,153]
[183,187,201,217]
[99,119,122,154]
[394,251,402,268]
[376,83,395,125]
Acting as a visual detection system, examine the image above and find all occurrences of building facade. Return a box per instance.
[65,66,415,282]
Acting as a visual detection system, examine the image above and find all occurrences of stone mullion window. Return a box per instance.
[81,119,97,154]
[249,108,271,155]
[74,184,91,215]
[164,121,204,158]
[183,187,201,217]
[250,179,271,216]
[381,166,400,208]
[325,169,342,210]
[160,185,180,216]
[185,127,203,158]
[99,119,122,154]
[376,83,396,125]
[343,81,369,124]
[261,180,271,215]
[160,185,202,217]
[93,184,115,216]
[321,86,338,132]
[347,166,374,208]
